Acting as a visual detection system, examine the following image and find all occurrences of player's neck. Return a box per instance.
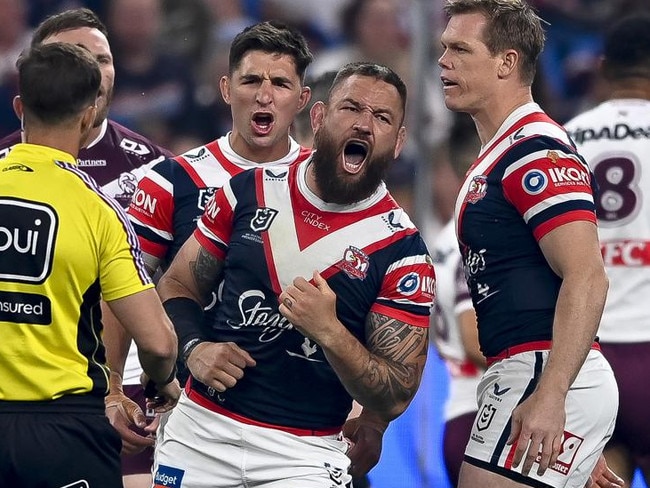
[229,131,291,163]
[22,126,82,159]
[472,88,533,145]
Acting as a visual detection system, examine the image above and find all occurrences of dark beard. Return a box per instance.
[94,87,113,128]
[311,127,392,205]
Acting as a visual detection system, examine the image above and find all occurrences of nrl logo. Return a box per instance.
[250,207,278,232]
[476,403,496,431]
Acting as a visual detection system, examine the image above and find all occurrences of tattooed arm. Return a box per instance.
[157,234,224,305]
[279,271,429,419]
[157,234,256,391]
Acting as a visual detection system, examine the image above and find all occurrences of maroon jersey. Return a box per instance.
[0,119,172,208]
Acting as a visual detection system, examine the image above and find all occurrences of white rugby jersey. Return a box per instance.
[566,99,650,342]
[431,220,481,420]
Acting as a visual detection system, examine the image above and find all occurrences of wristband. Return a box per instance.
[144,364,177,399]
[181,338,205,365]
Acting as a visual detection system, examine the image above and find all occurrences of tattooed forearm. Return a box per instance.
[189,247,224,303]
[349,312,428,416]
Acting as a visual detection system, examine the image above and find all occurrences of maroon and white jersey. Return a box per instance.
[127,134,312,269]
[455,103,597,357]
[0,119,172,208]
[191,160,435,428]
[431,219,481,421]
[566,99,650,342]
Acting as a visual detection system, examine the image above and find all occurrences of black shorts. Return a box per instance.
[0,399,122,488]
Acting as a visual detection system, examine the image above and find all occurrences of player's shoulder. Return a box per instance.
[105,119,173,159]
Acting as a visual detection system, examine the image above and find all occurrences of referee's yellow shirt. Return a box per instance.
[0,143,153,401]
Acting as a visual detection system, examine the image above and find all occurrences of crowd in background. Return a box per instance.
[2,2,650,487]
[2,0,649,229]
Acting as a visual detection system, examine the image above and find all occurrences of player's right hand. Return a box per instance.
[186,341,256,392]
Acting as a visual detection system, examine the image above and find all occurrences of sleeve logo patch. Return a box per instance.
[522,169,548,195]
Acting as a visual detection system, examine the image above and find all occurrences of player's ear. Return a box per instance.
[297,86,311,112]
[393,126,407,159]
[12,95,24,124]
[219,75,231,105]
[310,101,326,133]
[80,104,97,133]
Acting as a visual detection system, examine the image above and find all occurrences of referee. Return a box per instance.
[0,43,178,487]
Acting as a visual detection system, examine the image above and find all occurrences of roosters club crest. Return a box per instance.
[335,246,370,280]
[465,175,488,204]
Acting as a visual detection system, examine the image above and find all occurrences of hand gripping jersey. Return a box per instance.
[193,160,435,430]
[565,99,650,342]
[0,119,172,208]
[0,144,152,402]
[454,103,597,357]
[431,220,481,421]
[127,134,312,269]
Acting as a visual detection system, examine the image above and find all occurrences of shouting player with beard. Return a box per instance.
[152,62,435,488]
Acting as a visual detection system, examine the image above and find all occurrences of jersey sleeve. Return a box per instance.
[370,234,436,328]
[194,179,236,261]
[127,158,176,259]
[501,138,597,241]
[98,196,153,301]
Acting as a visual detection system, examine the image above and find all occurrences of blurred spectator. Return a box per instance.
[159,0,212,66]
[0,0,31,136]
[106,0,199,152]
[260,0,348,42]
[204,0,257,46]
[532,0,613,121]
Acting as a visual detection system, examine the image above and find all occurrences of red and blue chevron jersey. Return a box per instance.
[127,134,311,269]
[454,103,597,357]
[193,159,435,430]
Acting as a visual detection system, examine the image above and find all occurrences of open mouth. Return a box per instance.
[441,77,458,88]
[343,140,369,174]
[252,112,274,135]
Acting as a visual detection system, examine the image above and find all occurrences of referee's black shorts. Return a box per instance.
[0,396,122,488]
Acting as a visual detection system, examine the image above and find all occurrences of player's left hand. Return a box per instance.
[584,454,624,488]
[342,413,388,477]
[506,388,565,477]
[279,271,340,343]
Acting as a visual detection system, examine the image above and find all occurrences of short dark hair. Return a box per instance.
[330,62,407,123]
[444,0,545,85]
[602,14,650,81]
[228,21,313,81]
[31,8,108,46]
[17,43,101,125]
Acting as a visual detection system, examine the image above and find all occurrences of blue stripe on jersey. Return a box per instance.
[495,135,589,181]
[56,161,151,285]
[526,200,596,230]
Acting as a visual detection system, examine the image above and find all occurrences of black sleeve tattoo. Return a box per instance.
[189,246,224,304]
[362,312,429,408]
